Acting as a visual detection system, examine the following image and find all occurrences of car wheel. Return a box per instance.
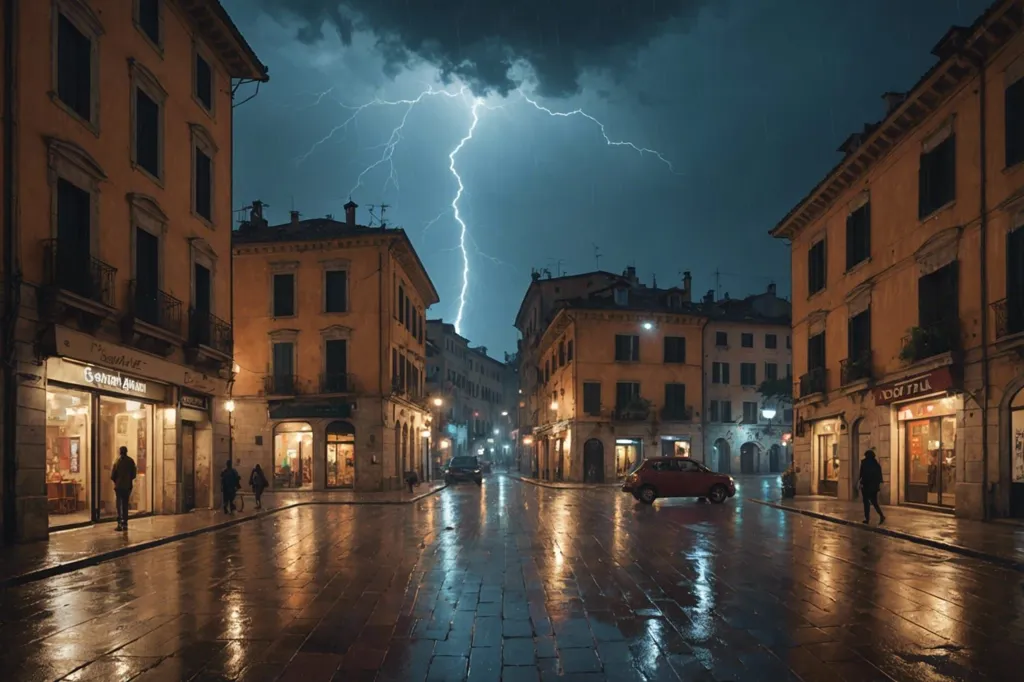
[638,486,657,505]
[708,485,728,504]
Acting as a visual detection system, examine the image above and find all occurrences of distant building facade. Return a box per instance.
[526,272,705,482]
[771,0,1024,520]
[1,0,266,541]
[231,202,439,492]
[702,285,793,475]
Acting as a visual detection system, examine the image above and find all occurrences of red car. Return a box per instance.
[622,457,736,504]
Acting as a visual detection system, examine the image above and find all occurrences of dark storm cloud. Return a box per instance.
[253,0,715,97]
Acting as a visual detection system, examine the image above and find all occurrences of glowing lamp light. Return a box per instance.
[420,428,431,437]
[487,438,494,443]
[501,411,508,416]
[642,321,654,330]
[432,397,443,407]
[440,439,451,450]
[761,407,777,420]
[550,401,559,410]
[225,400,236,413]
[522,436,535,446]
[493,428,500,435]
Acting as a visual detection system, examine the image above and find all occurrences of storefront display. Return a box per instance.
[615,438,643,477]
[660,436,692,458]
[326,421,355,488]
[898,396,957,508]
[274,422,313,488]
[813,419,840,496]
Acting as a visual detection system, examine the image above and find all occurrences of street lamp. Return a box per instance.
[642,321,654,330]
[761,407,777,420]
[550,400,558,410]
[501,410,508,416]
[432,397,443,407]
[225,399,235,466]
[493,428,500,435]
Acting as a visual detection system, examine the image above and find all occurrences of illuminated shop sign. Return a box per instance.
[83,366,148,395]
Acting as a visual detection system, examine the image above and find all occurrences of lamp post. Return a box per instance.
[225,399,236,466]
[430,396,444,480]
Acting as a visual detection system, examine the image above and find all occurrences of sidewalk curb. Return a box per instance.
[748,498,1024,572]
[1,484,447,589]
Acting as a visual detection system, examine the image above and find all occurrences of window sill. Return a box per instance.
[271,314,297,320]
[919,200,956,223]
[192,94,216,121]
[844,256,871,277]
[1003,159,1024,175]
[132,162,164,189]
[191,209,215,230]
[48,92,99,137]
[322,310,351,316]
[807,288,826,302]
[134,24,164,58]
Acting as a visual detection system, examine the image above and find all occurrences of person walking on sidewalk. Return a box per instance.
[249,464,267,509]
[858,449,885,525]
[221,461,241,513]
[110,446,137,532]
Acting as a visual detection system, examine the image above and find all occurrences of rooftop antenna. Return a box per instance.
[379,203,390,228]
[593,244,602,270]
[547,258,565,277]
[367,204,379,227]
[714,268,722,300]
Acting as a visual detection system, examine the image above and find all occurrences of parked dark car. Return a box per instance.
[622,457,736,504]
[444,456,483,485]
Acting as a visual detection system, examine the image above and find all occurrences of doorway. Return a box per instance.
[326,421,356,488]
[740,442,759,474]
[769,444,781,473]
[615,440,641,478]
[905,416,957,508]
[182,422,196,511]
[817,432,838,496]
[1012,388,1024,517]
[583,439,604,483]
[714,439,731,474]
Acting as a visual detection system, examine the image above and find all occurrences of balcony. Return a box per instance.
[992,297,1024,340]
[840,351,872,385]
[798,367,827,399]
[660,405,693,422]
[613,399,651,422]
[320,372,355,394]
[186,309,232,368]
[121,281,182,356]
[40,238,116,328]
[899,323,957,365]
[264,374,298,396]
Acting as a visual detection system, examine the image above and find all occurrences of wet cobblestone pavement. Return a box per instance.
[1,475,1022,681]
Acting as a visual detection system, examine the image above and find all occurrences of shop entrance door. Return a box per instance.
[817,432,838,496]
[182,423,196,511]
[905,417,956,507]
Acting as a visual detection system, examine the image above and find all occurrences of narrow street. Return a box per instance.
[1,475,1021,682]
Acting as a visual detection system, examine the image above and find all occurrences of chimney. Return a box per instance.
[682,271,692,302]
[703,289,714,304]
[625,266,637,283]
[249,200,268,228]
[344,200,358,227]
[289,210,300,225]
[767,282,776,296]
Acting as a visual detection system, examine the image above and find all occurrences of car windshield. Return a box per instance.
[450,457,478,468]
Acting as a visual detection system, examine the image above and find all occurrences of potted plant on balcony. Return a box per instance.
[617,398,652,421]
[900,325,953,364]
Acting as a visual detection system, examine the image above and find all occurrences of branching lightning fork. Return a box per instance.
[300,84,675,336]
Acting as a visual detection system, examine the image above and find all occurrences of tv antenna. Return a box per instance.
[367,203,391,228]
[593,244,602,270]
[547,258,565,277]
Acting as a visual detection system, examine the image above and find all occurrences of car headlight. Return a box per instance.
[729,477,735,483]
[473,469,481,474]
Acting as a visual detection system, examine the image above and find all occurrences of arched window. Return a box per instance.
[273,422,312,489]
[326,421,355,488]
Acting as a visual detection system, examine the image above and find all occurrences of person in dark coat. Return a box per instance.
[858,449,885,524]
[221,461,241,513]
[249,464,267,509]
[110,446,137,531]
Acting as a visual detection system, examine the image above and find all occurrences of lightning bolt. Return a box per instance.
[300,83,674,338]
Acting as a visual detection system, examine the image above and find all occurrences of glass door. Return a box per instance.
[326,432,355,488]
[98,397,154,519]
[817,433,838,496]
[905,417,957,507]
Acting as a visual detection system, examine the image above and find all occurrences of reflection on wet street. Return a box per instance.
[1,475,1022,681]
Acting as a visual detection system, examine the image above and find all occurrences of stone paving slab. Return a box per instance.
[0,482,446,588]
[749,495,1024,570]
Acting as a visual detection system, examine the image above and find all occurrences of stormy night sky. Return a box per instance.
[225,0,991,356]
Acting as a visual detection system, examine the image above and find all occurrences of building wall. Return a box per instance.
[532,309,705,481]
[2,0,257,541]
[781,12,1024,519]
[703,319,792,473]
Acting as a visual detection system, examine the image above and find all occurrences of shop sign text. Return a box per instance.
[873,367,954,406]
[83,366,148,395]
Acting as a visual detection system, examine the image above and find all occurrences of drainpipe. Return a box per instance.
[975,53,991,520]
[2,0,18,543]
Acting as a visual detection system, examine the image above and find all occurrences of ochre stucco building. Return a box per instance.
[231,202,439,492]
[0,0,266,541]
[772,0,1024,519]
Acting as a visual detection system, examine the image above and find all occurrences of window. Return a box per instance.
[712,362,730,385]
[740,362,757,386]
[786,364,791,378]
[786,335,791,349]
[583,382,601,416]
[741,333,753,348]
[272,341,294,381]
[846,202,871,269]
[808,332,826,371]
[1007,227,1024,336]
[397,285,405,322]
[613,288,628,305]
[405,297,411,329]
[134,88,161,179]
[663,336,686,364]
[615,382,640,409]
[567,340,574,362]
[919,262,959,331]
[721,401,733,422]
[195,51,213,111]
[614,334,640,362]
[715,331,728,347]
[709,400,719,422]
[742,402,759,423]
[808,240,826,295]
[784,408,794,424]
[558,340,566,366]
[664,383,687,419]
[323,270,347,313]
[136,0,160,47]
[1007,77,1024,168]
[324,339,348,391]
[56,11,94,123]
[272,273,295,317]
[919,135,956,218]
[194,147,212,221]
[848,308,872,359]
[765,363,778,380]
[765,333,777,349]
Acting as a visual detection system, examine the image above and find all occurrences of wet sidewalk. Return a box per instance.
[749,494,1024,570]
[0,481,445,588]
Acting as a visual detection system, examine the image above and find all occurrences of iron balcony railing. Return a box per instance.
[798,367,827,398]
[840,350,872,385]
[320,372,354,393]
[613,402,651,422]
[130,280,182,335]
[660,405,693,422]
[992,297,1024,339]
[264,374,298,395]
[43,238,116,307]
[189,309,232,355]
